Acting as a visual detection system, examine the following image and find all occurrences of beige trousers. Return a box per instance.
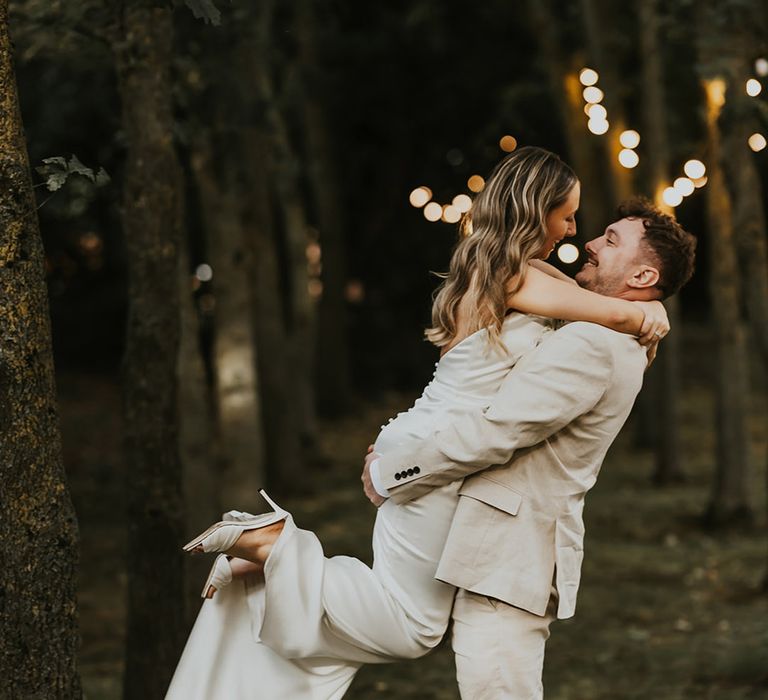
[451,586,558,700]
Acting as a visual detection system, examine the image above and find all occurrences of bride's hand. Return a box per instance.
[634,300,669,345]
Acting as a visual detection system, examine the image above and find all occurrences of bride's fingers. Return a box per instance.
[205,585,217,599]
[367,444,375,454]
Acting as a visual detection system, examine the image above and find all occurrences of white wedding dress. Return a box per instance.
[166,314,548,699]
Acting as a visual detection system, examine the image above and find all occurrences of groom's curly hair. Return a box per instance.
[617,197,697,298]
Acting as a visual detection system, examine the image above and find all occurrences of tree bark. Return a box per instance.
[697,3,753,526]
[638,0,685,484]
[0,3,81,696]
[114,3,186,696]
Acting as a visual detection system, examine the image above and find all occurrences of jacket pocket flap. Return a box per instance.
[458,477,523,515]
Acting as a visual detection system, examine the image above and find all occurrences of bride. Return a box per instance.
[166,147,667,699]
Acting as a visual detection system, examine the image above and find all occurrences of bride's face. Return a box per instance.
[540,182,580,259]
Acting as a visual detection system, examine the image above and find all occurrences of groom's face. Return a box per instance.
[575,217,649,295]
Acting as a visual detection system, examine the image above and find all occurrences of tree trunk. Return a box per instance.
[638,0,684,484]
[296,0,352,417]
[526,0,607,241]
[115,4,186,696]
[192,137,264,509]
[0,3,81,696]
[697,4,753,525]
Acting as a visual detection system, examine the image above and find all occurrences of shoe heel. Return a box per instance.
[259,489,286,515]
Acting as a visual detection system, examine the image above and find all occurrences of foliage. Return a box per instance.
[36,154,109,192]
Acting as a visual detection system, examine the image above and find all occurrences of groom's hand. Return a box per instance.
[362,445,386,507]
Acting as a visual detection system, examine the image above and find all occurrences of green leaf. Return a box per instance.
[184,0,221,26]
[94,167,111,187]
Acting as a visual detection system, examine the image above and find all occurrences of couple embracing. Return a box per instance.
[166,147,696,699]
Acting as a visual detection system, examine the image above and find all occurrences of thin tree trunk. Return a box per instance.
[115,3,186,696]
[638,0,684,484]
[697,4,753,526]
[297,0,352,417]
[0,3,81,695]
[192,137,264,509]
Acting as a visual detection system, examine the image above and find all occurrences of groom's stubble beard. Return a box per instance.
[575,264,627,297]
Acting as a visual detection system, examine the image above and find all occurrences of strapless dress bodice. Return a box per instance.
[374,314,550,454]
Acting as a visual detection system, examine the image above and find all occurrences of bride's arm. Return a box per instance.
[507,265,668,343]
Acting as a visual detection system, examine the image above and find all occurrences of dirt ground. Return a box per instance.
[62,327,768,700]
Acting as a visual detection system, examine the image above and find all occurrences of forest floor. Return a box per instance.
[63,327,768,700]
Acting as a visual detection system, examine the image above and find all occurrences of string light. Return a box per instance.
[693,176,708,188]
[423,202,442,222]
[618,149,639,168]
[557,243,579,264]
[583,86,604,104]
[662,187,683,208]
[579,68,599,86]
[452,194,472,213]
[195,264,213,282]
[467,175,485,193]
[587,119,609,135]
[683,159,706,179]
[748,133,767,152]
[619,130,641,149]
[756,58,768,77]
[499,135,518,152]
[442,205,461,223]
[746,79,763,97]
[409,186,432,208]
[586,104,607,120]
[673,177,695,197]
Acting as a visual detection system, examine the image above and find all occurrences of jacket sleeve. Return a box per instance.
[377,323,615,503]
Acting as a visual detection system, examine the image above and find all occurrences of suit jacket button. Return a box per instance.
[407,468,414,476]
[394,473,401,480]
[413,466,421,474]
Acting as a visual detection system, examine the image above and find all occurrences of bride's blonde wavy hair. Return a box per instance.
[426,146,577,349]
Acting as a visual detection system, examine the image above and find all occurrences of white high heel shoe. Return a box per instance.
[201,554,232,598]
[183,490,289,554]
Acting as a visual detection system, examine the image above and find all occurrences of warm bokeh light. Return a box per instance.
[619,130,640,149]
[683,159,706,179]
[308,279,323,299]
[409,186,432,208]
[582,86,604,104]
[499,135,518,152]
[756,58,768,77]
[746,78,762,97]
[345,279,365,303]
[467,175,485,193]
[557,243,579,264]
[452,194,472,213]
[705,78,726,108]
[748,133,767,152]
[673,177,695,197]
[579,68,599,86]
[587,118,609,135]
[442,205,461,224]
[618,149,639,169]
[662,187,683,208]
[423,202,442,221]
[195,263,213,282]
[693,176,708,189]
[586,104,607,120]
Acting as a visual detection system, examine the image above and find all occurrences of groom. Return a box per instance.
[363,197,696,698]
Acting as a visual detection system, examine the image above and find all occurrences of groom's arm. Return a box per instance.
[375,323,616,504]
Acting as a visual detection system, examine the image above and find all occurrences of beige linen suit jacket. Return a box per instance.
[377,321,647,620]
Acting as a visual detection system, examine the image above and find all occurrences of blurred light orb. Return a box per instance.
[619,130,641,149]
[452,194,472,213]
[673,177,695,197]
[557,243,579,264]
[345,279,365,303]
[442,205,461,224]
[693,176,708,188]
[195,263,213,282]
[683,159,706,179]
[662,187,683,208]
[499,135,518,152]
[583,86,604,104]
[618,149,639,169]
[409,186,432,208]
[579,68,599,86]
[446,148,464,166]
[756,58,768,77]
[586,104,607,120]
[587,118,609,135]
[423,202,443,222]
[748,133,767,152]
[467,175,485,193]
[746,78,763,97]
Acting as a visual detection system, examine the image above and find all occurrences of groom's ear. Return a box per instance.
[627,265,660,289]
